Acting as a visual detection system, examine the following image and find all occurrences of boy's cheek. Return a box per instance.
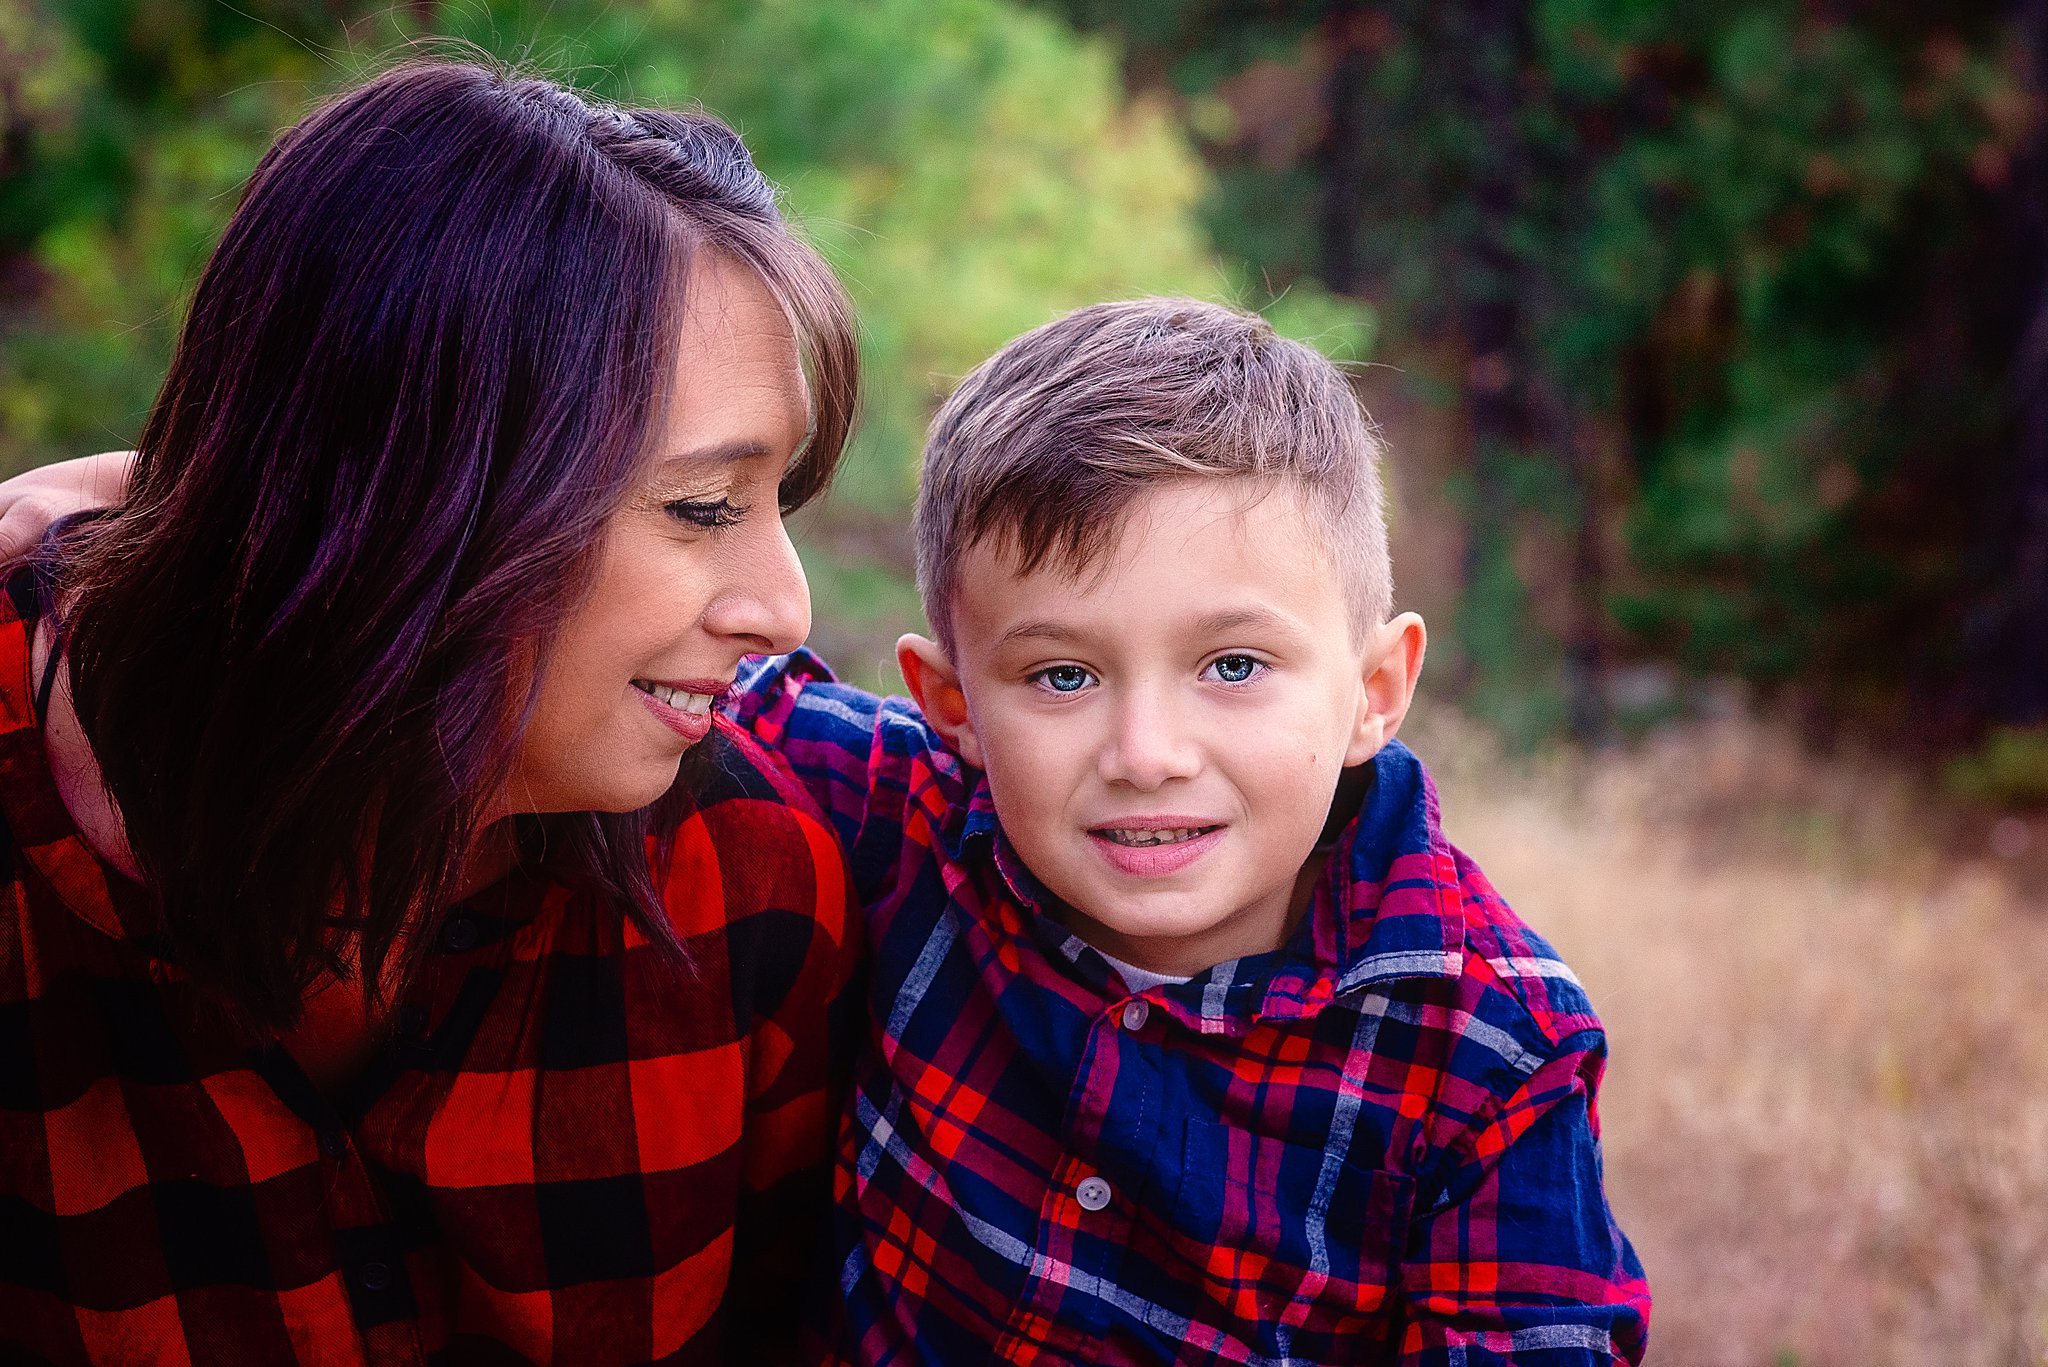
[978,745,1075,834]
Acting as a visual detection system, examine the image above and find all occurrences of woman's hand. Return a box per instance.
[0,451,135,560]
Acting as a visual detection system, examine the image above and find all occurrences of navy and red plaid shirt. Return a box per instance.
[729,650,1650,1366]
[0,572,860,1366]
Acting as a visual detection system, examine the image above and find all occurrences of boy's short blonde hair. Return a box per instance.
[914,297,1393,651]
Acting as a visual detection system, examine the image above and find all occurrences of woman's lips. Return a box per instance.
[1086,821,1226,877]
[631,678,722,744]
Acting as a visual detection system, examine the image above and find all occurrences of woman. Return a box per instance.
[0,60,860,1365]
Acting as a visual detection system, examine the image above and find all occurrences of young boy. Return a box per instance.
[728,299,1650,1364]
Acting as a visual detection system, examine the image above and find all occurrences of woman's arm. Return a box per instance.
[0,451,136,557]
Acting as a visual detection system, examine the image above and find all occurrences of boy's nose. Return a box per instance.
[1097,690,1201,791]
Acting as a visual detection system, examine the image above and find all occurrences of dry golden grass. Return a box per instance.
[1414,712,2048,1367]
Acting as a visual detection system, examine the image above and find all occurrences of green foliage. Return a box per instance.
[1947,726,2048,807]
[0,0,338,468]
[1535,7,2008,694]
[1041,0,2023,747]
[425,0,1236,504]
[1,0,1369,520]
[11,0,2016,765]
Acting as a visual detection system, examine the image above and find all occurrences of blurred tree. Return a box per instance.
[1970,0,2048,727]
[3,0,1370,512]
[1044,0,2033,752]
[0,0,339,468]
[426,0,1231,505]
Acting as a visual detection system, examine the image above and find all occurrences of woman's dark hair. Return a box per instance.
[53,59,859,1029]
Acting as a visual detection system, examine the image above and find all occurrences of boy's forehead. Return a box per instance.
[953,478,1347,641]
[981,476,1319,573]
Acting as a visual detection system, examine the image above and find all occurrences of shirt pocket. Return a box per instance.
[1171,1117,1414,1356]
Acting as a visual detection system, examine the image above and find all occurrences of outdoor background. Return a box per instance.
[2,1,2045,1361]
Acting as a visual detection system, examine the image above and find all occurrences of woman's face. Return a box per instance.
[499,253,814,816]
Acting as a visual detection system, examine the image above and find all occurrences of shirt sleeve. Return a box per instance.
[724,650,952,912]
[1396,1035,1651,1366]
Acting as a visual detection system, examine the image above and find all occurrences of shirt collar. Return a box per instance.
[1320,738,1467,993]
[0,567,163,950]
[952,783,1059,914]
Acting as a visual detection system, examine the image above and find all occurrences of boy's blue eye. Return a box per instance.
[1207,654,1262,684]
[666,498,747,530]
[1034,664,1094,694]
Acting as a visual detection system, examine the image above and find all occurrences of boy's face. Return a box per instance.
[902,478,1422,977]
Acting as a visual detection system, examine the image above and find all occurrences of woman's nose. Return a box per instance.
[703,512,811,655]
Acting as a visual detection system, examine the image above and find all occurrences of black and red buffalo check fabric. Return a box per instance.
[0,570,860,1365]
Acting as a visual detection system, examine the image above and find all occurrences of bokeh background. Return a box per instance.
[3,1,2046,1361]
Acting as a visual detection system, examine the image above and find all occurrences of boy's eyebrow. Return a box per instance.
[994,606,1306,650]
[995,619,1088,649]
[1193,606,1302,638]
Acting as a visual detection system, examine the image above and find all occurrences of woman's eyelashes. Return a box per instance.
[663,496,749,530]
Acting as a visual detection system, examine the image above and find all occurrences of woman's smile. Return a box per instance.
[630,676,729,743]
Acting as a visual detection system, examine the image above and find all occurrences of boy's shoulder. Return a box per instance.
[1336,740,1605,1065]
[1441,833,1604,1049]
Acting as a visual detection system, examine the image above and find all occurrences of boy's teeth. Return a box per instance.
[1100,826,1212,847]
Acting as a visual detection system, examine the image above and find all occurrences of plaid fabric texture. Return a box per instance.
[731,650,1650,1367]
[0,574,860,1366]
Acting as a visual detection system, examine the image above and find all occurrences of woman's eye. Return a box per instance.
[1205,654,1263,685]
[666,498,747,530]
[1032,664,1095,694]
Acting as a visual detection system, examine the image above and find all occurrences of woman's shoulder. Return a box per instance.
[684,712,839,820]
[0,562,65,800]
[648,715,854,947]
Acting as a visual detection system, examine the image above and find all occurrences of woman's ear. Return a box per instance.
[1344,612,1427,767]
[896,633,985,770]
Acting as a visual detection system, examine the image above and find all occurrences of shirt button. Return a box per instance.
[358,1261,392,1293]
[1075,1175,1112,1212]
[441,917,478,952]
[1120,999,1149,1031]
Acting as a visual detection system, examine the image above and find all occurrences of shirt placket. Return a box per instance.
[996,980,1167,1361]
[248,1031,428,1367]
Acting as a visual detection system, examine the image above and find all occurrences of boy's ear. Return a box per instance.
[1344,612,1427,767]
[896,633,985,770]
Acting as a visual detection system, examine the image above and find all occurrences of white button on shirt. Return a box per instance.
[1075,1176,1112,1212]
[1120,999,1149,1031]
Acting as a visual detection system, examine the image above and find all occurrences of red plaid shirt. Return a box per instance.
[732,650,1650,1366]
[0,574,859,1366]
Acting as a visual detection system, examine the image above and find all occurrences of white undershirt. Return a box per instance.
[1094,947,1194,993]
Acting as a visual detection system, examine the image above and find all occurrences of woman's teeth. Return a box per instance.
[1097,826,1217,847]
[633,680,715,714]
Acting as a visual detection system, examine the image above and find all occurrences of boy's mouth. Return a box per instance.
[1092,824,1222,848]
[1086,820,1228,877]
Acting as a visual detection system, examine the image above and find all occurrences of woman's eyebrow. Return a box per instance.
[657,439,774,471]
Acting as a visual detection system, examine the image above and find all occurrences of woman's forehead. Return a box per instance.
[660,256,808,458]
